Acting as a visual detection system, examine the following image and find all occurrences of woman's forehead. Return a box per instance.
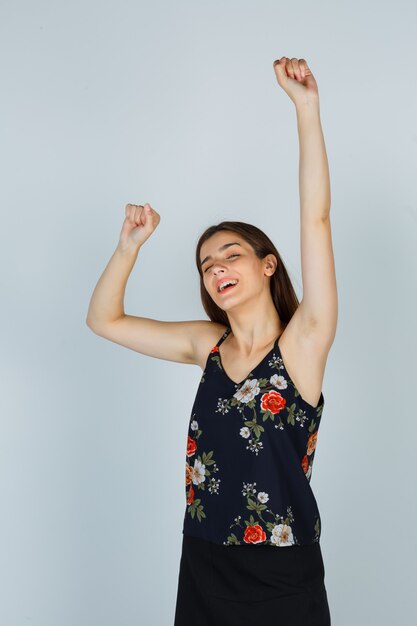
[201,233,246,254]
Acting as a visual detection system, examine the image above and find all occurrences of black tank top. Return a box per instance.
[182,326,325,547]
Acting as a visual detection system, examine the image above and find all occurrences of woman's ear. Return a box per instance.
[264,254,278,276]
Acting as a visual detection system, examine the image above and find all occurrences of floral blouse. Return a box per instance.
[182,326,325,547]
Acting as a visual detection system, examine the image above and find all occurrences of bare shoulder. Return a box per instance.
[190,321,229,369]
[278,305,335,409]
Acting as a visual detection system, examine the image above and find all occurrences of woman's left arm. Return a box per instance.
[274,57,338,349]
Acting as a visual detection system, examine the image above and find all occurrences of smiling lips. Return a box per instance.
[218,282,238,295]
[216,277,239,291]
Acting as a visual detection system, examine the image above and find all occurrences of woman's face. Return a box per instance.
[199,232,272,309]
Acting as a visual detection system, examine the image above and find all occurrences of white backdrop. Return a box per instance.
[1,0,416,624]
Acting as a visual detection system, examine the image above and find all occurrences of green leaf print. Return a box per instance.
[185,425,221,523]
[244,419,265,438]
[246,497,267,513]
[202,450,215,465]
[286,403,297,426]
[197,507,206,522]
[223,482,300,546]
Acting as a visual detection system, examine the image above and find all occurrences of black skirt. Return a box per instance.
[174,533,331,626]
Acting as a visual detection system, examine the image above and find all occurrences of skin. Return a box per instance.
[199,231,284,367]
[193,56,337,407]
[197,226,332,409]
[86,56,337,409]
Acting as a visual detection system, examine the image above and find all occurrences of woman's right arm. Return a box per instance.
[85,203,215,366]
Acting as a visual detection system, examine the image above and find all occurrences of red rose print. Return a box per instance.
[301,454,309,474]
[187,435,197,457]
[211,346,220,354]
[307,431,318,455]
[260,390,286,415]
[243,523,266,544]
[187,483,195,505]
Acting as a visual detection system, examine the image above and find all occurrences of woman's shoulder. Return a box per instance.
[191,321,229,370]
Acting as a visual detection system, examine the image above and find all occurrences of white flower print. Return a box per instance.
[270,354,285,372]
[246,438,263,455]
[240,426,250,438]
[286,505,295,523]
[295,410,309,428]
[270,373,288,389]
[233,378,261,404]
[257,491,269,503]
[270,523,295,547]
[216,398,231,415]
[190,420,199,431]
[225,484,300,547]
[192,458,206,485]
[242,482,257,497]
[207,477,221,494]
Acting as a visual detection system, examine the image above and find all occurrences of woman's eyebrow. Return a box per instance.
[200,242,242,267]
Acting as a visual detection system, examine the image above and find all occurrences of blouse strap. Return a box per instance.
[215,326,231,348]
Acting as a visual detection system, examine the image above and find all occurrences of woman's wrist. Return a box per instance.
[295,96,320,117]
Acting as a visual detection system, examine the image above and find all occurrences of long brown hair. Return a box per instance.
[195,221,300,326]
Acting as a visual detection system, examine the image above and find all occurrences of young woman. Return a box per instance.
[86,56,337,626]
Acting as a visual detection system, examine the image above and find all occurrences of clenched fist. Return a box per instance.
[273,57,319,107]
[118,203,160,252]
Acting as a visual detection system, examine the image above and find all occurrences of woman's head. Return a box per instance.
[195,221,299,326]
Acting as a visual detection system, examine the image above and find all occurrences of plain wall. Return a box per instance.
[1,0,416,624]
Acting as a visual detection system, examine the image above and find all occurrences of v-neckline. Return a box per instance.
[217,327,282,387]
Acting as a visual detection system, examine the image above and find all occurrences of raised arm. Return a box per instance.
[273,57,338,353]
[86,203,211,365]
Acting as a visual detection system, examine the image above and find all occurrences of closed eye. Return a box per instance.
[203,254,240,274]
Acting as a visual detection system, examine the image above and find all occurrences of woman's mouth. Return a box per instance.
[218,283,238,295]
